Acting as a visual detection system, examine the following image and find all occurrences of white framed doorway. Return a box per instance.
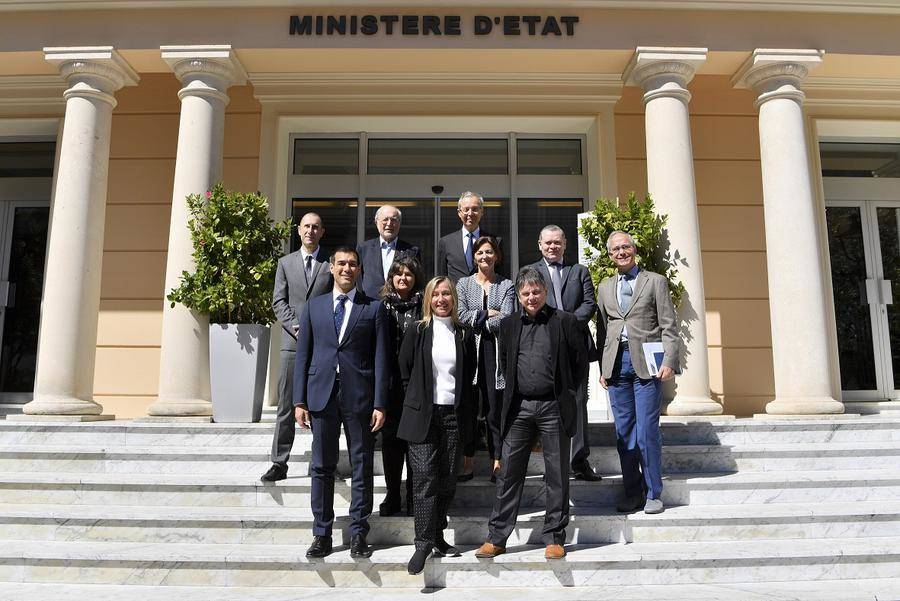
[824,177,900,402]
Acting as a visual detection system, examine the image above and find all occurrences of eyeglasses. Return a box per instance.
[608,244,634,254]
[378,217,400,224]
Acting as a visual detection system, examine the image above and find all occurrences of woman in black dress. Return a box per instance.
[378,256,425,517]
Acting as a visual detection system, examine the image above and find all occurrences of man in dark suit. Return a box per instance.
[293,246,390,559]
[437,191,500,283]
[261,213,332,483]
[476,266,589,561]
[356,204,421,298]
[530,224,600,482]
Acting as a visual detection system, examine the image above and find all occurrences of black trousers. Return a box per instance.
[487,399,570,546]
[270,350,296,466]
[309,379,375,538]
[570,370,591,466]
[408,405,460,551]
[380,427,413,507]
[463,336,502,459]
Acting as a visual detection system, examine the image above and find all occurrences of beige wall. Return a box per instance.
[95,74,261,418]
[616,75,773,416]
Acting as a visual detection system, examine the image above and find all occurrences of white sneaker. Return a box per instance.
[644,498,664,514]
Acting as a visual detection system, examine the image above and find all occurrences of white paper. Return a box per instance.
[642,342,665,377]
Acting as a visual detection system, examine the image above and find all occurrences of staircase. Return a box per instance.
[0,416,899,599]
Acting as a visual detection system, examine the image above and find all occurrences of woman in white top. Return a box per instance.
[397,276,476,575]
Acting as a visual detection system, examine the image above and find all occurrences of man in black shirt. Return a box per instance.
[476,266,589,561]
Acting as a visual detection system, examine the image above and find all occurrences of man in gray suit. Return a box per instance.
[530,225,599,481]
[261,212,333,482]
[597,230,679,514]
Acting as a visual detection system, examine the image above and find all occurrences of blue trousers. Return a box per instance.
[607,346,663,500]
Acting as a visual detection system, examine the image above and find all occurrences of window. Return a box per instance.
[517,139,582,175]
[820,142,900,178]
[290,199,357,253]
[517,198,583,267]
[0,142,55,178]
[368,139,508,175]
[293,138,359,175]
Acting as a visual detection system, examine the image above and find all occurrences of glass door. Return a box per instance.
[825,186,900,401]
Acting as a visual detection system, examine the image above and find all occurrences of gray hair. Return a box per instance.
[374,204,402,222]
[457,191,484,210]
[539,224,566,241]
[515,266,547,292]
[606,230,637,253]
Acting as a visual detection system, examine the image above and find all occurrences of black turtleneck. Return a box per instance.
[515,305,554,399]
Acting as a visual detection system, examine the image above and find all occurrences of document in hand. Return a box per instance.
[642,342,665,377]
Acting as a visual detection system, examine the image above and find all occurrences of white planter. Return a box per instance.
[209,324,271,423]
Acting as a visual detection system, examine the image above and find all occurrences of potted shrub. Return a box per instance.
[168,183,291,423]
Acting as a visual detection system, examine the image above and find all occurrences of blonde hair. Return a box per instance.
[418,276,461,327]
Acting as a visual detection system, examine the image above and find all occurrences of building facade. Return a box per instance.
[0,1,898,419]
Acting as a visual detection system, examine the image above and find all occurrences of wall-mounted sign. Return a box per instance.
[289,15,579,37]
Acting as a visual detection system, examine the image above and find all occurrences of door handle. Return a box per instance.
[881,279,893,305]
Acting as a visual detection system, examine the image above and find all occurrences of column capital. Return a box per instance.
[623,47,707,104]
[161,45,247,103]
[44,46,138,106]
[732,49,824,106]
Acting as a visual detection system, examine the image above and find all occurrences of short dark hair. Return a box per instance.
[379,256,425,299]
[515,266,547,292]
[474,235,502,266]
[329,246,360,264]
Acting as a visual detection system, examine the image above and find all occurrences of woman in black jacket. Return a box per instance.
[378,256,425,517]
[397,276,476,575]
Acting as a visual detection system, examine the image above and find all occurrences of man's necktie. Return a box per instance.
[334,294,348,340]
[305,255,313,283]
[619,275,633,313]
[465,233,475,271]
[550,262,564,310]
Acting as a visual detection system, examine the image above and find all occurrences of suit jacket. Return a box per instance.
[497,307,588,439]
[437,229,501,284]
[272,249,333,352]
[396,321,476,444]
[596,269,680,380]
[356,237,421,298]
[293,291,390,413]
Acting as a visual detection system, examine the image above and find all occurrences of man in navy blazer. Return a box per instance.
[293,246,390,560]
[530,225,600,482]
[356,204,421,298]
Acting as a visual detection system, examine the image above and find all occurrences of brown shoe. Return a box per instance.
[545,544,566,560]
[475,542,506,559]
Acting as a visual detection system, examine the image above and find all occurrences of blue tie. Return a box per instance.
[465,232,475,271]
[334,294,348,340]
[619,275,633,313]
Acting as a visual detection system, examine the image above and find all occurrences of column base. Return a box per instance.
[765,396,845,415]
[22,396,104,416]
[665,396,724,416]
[146,398,212,417]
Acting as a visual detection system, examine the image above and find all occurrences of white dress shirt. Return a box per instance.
[380,237,396,278]
[300,246,320,277]
[431,315,457,406]
[461,226,481,252]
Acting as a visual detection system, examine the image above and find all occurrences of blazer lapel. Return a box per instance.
[548,310,561,375]
[623,271,649,317]
[423,323,435,396]
[453,326,464,402]
[339,294,364,347]
[305,257,325,299]
[559,264,573,295]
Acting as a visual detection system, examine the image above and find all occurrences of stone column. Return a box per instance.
[624,47,722,416]
[147,46,246,418]
[733,49,843,415]
[20,47,137,419]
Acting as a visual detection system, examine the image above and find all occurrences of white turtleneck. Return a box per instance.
[431,315,457,406]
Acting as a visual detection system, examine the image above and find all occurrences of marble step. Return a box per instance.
[3,580,900,601]
[2,441,899,475]
[3,418,900,447]
[1,501,898,546]
[1,537,898,587]
[2,469,898,508]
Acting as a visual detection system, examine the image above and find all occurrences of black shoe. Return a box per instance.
[616,495,646,513]
[433,537,460,558]
[407,548,431,575]
[260,463,287,482]
[379,497,402,517]
[457,471,474,483]
[349,534,372,558]
[571,459,602,482]
[406,503,414,517]
[306,535,332,558]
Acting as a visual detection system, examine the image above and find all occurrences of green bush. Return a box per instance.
[578,192,686,307]
[167,183,292,324]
